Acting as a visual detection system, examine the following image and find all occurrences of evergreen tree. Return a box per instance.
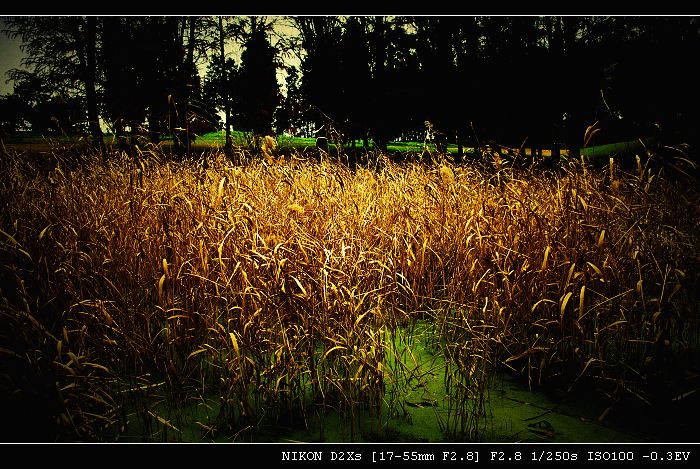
[235,26,280,136]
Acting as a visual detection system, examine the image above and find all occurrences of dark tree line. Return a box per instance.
[288,16,699,158]
[1,16,698,157]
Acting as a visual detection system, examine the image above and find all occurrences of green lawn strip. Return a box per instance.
[3,131,658,162]
[580,136,658,160]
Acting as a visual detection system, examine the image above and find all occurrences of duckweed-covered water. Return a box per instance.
[118,321,695,443]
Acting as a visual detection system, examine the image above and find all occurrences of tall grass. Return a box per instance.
[0,143,697,441]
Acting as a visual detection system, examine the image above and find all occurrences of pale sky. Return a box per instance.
[0,17,24,95]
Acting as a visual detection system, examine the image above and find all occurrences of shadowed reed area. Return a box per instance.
[0,144,698,442]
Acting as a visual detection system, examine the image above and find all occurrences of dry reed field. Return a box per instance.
[1,143,698,442]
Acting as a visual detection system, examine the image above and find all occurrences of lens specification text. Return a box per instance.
[280,449,692,464]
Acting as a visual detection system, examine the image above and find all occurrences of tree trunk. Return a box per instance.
[183,17,197,155]
[456,130,464,164]
[84,17,106,156]
[219,17,231,144]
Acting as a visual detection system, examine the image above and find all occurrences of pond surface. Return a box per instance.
[120,358,693,443]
